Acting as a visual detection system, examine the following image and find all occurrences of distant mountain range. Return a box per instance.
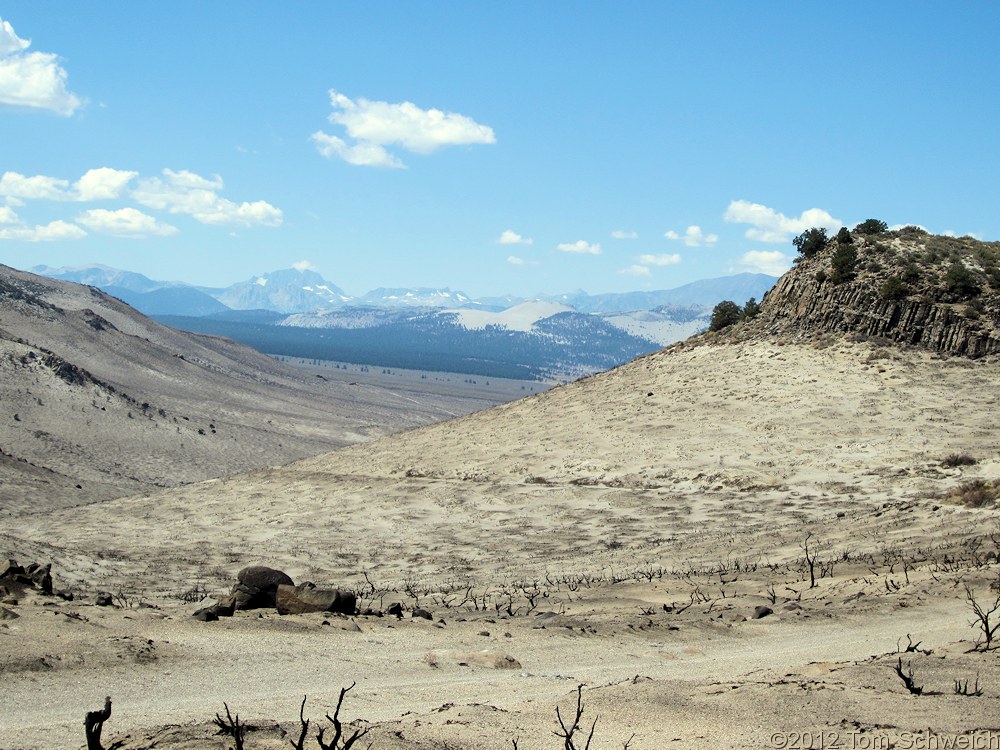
[30,263,777,380]
[33,263,775,316]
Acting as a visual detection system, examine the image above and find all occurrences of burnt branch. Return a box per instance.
[213,703,246,750]
[290,695,310,750]
[84,696,113,750]
[554,684,598,750]
[317,682,371,750]
[893,657,923,696]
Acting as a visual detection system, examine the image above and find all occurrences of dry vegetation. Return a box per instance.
[4,336,1000,749]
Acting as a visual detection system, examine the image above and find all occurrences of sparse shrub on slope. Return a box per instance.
[946,262,981,298]
[793,227,828,258]
[741,297,761,320]
[855,218,889,235]
[830,243,859,284]
[709,300,742,331]
[836,226,854,244]
[879,276,910,301]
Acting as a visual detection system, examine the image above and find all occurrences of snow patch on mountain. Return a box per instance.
[444,300,575,332]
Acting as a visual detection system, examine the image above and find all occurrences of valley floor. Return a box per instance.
[3,340,1000,748]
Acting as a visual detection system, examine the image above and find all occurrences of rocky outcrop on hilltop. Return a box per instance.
[736,226,1000,358]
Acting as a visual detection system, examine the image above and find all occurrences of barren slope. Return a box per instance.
[0,265,510,515]
[3,337,998,749]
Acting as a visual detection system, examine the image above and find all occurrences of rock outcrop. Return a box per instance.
[729,229,1000,358]
[759,272,1000,358]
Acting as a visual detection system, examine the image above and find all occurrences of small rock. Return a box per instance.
[478,630,491,637]
[0,606,19,620]
[387,602,403,618]
[412,608,433,620]
[191,607,219,622]
[752,606,773,619]
[95,592,113,607]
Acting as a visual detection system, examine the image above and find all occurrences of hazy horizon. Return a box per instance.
[2,4,998,298]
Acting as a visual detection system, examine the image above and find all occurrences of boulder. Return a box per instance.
[213,594,236,617]
[275,583,356,616]
[95,592,113,607]
[27,563,53,595]
[753,605,774,620]
[387,602,403,618]
[0,559,24,579]
[232,566,294,610]
[191,606,219,622]
[411,607,433,621]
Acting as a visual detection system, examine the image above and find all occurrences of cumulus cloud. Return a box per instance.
[638,253,682,266]
[313,89,495,167]
[0,205,17,224]
[498,229,532,245]
[0,168,137,201]
[292,260,317,272]
[724,200,842,243]
[740,250,792,276]
[0,219,86,242]
[77,207,177,237]
[0,171,69,200]
[310,132,404,169]
[611,230,638,239]
[133,168,282,227]
[0,17,82,115]
[74,168,138,200]
[557,240,601,255]
[664,225,718,247]
[619,264,652,277]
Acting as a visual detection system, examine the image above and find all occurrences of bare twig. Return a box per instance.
[554,684,598,750]
[317,682,371,750]
[213,703,245,750]
[893,657,923,696]
[84,696,113,750]
[290,695,310,750]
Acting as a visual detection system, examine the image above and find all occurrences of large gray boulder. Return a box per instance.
[232,566,293,610]
[275,583,356,616]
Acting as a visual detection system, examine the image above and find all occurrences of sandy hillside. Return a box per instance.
[3,337,1000,749]
[0,265,517,515]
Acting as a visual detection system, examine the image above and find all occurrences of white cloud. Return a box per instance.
[310,132,404,169]
[611,230,638,239]
[638,253,682,266]
[619,264,652,277]
[133,168,283,227]
[0,168,136,201]
[314,89,495,167]
[498,229,532,245]
[507,255,525,265]
[0,19,30,56]
[0,171,69,200]
[74,168,138,201]
[77,208,177,237]
[292,260,317,272]
[0,18,82,116]
[557,240,601,255]
[724,200,842,243]
[0,205,18,224]
[0,219,86,242]
[740,250,792,276]
[664,225,718,247]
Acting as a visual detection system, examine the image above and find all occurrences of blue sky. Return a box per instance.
[1,3,998,297]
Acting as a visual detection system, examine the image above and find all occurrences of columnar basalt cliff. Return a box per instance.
[741,227,1000,358]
